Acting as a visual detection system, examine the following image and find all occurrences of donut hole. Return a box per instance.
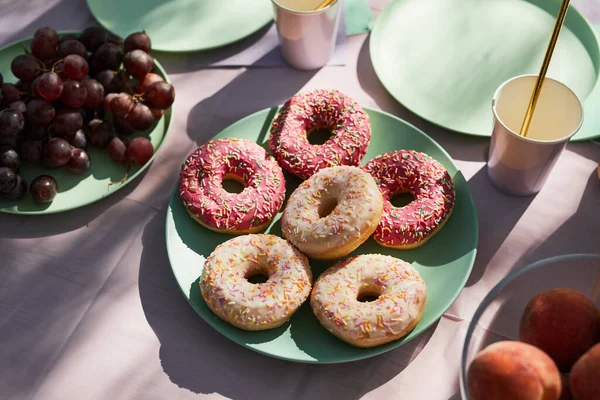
[391,191,415,208]
[357,286,382,303]
[222,174,246,194]
[307,128,333,145]
[318,197,338,218]
[245,267,270,284]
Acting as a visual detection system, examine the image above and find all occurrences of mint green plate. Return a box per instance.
[370,0,600,140]
[86,0,273,53]
[0,32,173,214]
[165,107,479,363]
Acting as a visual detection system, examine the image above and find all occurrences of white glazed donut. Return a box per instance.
[310,254,427,348]
[281,166,383,260]
[199,234,313,331]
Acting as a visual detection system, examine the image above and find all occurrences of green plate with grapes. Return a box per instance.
[165,106,478,363]
[0,31,173,214]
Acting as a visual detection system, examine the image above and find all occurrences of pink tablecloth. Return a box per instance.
[0,1,598,399]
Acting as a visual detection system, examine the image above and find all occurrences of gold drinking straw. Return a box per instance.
[519,0,571,137]
[315,0,335,10]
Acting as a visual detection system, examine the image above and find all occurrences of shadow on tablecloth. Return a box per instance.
[139,210,439,400]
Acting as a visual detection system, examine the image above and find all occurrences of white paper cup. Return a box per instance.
[271,0,341,70]
[487,75,584,196]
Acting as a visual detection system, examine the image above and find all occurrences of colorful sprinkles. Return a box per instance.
[200,234,313,330]
[362,150,456,249]
[310,254,427,347]
[281,166,383,259]
[268,89,371,180]
[178,138,286,233]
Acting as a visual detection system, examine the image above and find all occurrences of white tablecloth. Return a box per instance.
[0,1,598,399]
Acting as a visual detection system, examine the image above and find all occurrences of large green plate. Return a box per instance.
[0,32,173,214]
[165,106,479,363]
[370,0,600,141]
[86,0,273,53]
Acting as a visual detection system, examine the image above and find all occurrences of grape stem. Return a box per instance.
[133,93,145,103]
[50,59,64,73]
[108,163,131,187]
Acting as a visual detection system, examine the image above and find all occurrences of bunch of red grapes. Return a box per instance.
[0,26,175,203]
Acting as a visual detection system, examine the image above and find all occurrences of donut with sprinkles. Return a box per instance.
[362,150,455,249]
[179,138,286,234]
[310,254,427,347]
[200,234,312,331]
[268,89,371,180]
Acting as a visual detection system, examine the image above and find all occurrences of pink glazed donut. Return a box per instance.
[362,150,455,249]
[268,89,371,180]
[179,138,286,234]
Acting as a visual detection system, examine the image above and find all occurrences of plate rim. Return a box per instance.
[86,0,274,53]
[0,30,175,215]
[369,0,600,141]
[164,105,479,364]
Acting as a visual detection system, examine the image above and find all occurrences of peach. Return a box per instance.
[570,343,600,400]
[467,340,561,400]
[519,288,600,371]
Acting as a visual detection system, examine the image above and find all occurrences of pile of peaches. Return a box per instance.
[467,288,600,400]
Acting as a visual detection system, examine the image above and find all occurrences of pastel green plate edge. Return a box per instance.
[165,106,479,364]
[0,31,174,215]
[86,0,274,53]
[370,0,600,141]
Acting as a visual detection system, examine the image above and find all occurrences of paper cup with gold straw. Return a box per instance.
[520,0,572,137]
[485,0,584,196]
[271,0,341,70]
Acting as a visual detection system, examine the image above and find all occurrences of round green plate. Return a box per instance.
[370,0,600,141]
[86,0,273,53]
[165,106,479,363]
[0,32,173,214]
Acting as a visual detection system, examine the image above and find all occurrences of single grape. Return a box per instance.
[59,34,79,44]
[95,69,125,93]
[82,78,104,108]
[144,81,175,110]
[127,103,155,131]
[70,129,87,148]
[63,55,89,81]
[1,83,21,105]
[0,148,20,171]
[123,50,153,79]
[61,80,88,108]
[36,72,64,101]
[104,93,119,112]
[20,140,43,162]
[0,167,17,193]
[8,101,27,116]
[10,54,42,81]
[87,118,115,148]
[124,31,151,54]
[58,39,87,59]
[0,109,25,148]
[110,93,134,117]
[53,108,83,141]
[113,114,136,135]
[25,124,48,140]
[67,148,90,174]
[31,27,59,60]
[30,175,58,203]
[27,99,55,125]
[137,72,163,93]
[43,137,71,168]
[127,137,154,166]
[107,136,128,163]
[94,43,123,71]
[2,174,27,200]
[79,26,107,52]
